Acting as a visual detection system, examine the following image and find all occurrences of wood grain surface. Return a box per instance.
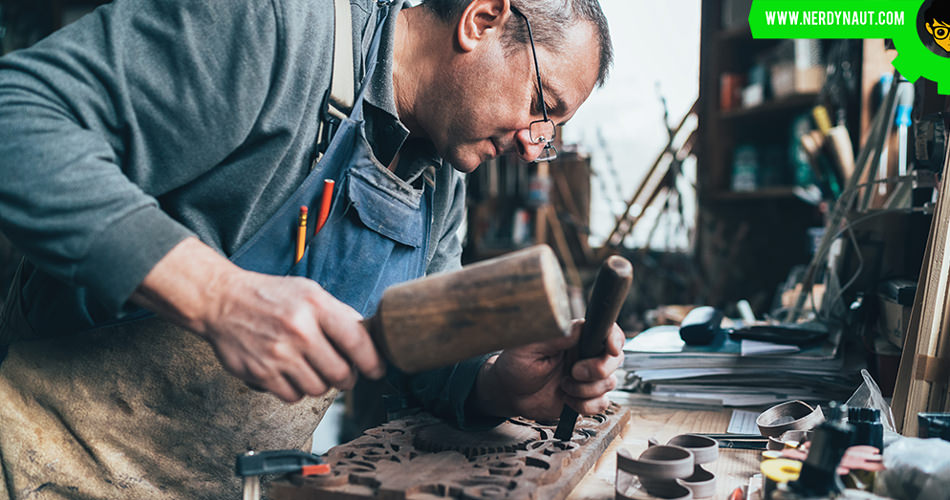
[268,403,631,500]
[567,407,760,500]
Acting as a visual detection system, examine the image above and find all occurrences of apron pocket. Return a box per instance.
[346,165,424,248]
[292,166,428,315]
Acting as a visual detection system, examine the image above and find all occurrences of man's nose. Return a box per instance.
[514,129,547,162]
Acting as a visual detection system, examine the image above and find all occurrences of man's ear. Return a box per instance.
[927,21,935,37]
[456,0,510,52]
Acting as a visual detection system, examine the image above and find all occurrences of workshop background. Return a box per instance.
[3,0,950,498]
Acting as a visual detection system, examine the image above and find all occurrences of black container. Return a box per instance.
[918,413,950,441]
[849,407,884,450]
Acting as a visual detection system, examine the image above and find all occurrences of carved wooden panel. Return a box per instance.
[268,403,631,500]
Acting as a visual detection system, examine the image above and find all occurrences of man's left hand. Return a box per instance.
[472,319,625,421]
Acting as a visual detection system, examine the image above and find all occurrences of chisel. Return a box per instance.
[554,255,633,441]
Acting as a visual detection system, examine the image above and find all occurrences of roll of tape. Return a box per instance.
[761,458,802,500]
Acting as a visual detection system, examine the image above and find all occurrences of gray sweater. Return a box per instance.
[0,0,495,428]
[0,0,464,315]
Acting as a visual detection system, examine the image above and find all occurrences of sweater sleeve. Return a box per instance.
[0,0,279,313]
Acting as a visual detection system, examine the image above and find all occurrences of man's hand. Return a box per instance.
[131,237,385,402]
[472,319,625,421]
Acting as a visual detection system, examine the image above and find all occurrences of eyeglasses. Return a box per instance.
[931,22,950,40]
[511,6,557,162]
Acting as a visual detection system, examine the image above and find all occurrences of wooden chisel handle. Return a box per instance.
[554,256,633,441]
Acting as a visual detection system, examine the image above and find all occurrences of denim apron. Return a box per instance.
[0,2,430,499]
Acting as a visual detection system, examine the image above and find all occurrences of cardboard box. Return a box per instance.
[878,279,916,348]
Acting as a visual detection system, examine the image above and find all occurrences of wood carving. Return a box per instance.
[268,403,631,500]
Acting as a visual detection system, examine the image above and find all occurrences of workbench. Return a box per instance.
[568,406,761,499]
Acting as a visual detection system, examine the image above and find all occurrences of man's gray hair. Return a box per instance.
[422,0,613,87]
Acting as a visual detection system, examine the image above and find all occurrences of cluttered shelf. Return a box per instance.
[702,186,818,203]
[719,93,820,121]
[714,24,751,43]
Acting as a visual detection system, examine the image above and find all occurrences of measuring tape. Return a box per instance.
[761,458,803,499]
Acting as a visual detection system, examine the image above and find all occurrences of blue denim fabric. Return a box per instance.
[231,5,496,429]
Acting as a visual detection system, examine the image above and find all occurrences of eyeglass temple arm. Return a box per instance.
[511,7,550,123]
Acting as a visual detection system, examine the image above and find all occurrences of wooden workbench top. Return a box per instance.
[568,406,761,499]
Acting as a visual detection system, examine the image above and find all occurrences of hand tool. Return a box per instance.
[553,255,633,441]
[236,449,330,500]
[727,322,829,346]
[895,81,915,177]
[678,306,829,346]
[696,433,769,450]
[678,306,724,345]
[366,244,573,373]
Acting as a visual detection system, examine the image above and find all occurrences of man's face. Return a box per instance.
[927,19,950,52]
[420,17,601,172]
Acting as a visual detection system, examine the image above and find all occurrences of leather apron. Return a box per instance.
[0,2,431,498]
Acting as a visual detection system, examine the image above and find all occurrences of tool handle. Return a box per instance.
[576,256,633,360]
[235,450,324,477]
[554,256,632,440]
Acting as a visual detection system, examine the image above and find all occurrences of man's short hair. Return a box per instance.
[422,0,613,87]
[925,0,950,24]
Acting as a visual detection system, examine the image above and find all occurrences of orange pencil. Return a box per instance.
[295,206,308,264]
[314,179,335,236]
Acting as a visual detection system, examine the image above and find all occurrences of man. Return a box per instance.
[0,0,619,498]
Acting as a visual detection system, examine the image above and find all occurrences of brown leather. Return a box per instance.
[616,446,694,500]
[664,434,717,498]
[756,400,824,451]
[0,315,335,499]
[617,445,694,479]
[616,434,719,500]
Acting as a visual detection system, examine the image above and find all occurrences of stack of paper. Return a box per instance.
[615,325,861,408]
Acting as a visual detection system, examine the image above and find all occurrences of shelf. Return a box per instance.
[716,24,751,43]
[703,186,817,203]
[719,93,819,121]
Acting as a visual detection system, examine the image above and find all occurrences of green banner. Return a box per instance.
[749,0,916,39]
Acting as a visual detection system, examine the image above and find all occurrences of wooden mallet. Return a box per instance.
[366,245,573,373]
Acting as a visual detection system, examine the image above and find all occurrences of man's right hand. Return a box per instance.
[131,237,385,402]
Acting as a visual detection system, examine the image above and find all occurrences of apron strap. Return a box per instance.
[350,0,391,120]
[315,0,391,164]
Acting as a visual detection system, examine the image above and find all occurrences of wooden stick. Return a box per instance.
[895,140,950,435]
[545,207,583,289]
